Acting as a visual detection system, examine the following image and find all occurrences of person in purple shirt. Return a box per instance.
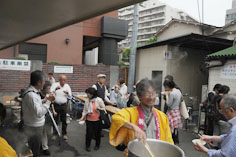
[194,94,236,157]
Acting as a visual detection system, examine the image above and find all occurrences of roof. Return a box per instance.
[207,45,236,59]
[211,19,236,35]
[156,19,220,36]
[222,19,236,29]
[0,0,145,50]
[137,33,233,53]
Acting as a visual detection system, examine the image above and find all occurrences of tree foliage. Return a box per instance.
[122,48,130,62]
[146,36,157,44]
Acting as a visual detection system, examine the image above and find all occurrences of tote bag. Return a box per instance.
[116,93,127,109]
[180,100,189,119]
[99,109,111,129]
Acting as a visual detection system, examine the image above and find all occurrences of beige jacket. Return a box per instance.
[82,97,105,117]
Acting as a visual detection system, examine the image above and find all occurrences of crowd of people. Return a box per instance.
[0,70,236,157]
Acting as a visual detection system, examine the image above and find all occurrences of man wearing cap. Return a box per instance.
[92,74,114,106]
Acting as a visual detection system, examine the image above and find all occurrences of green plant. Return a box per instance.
[117,60,129,68]
[14,56,26,60]
[122,48,130,62]
[47,60,58,64]
[96,63,105,66]
[146,36,157,44]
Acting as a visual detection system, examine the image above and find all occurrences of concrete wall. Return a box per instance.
[208,59,236,94]
[136,45,168,81]
[136,45,208,111]
[167,46,208,99]
[157,22,202,41]
[110,66,119,88]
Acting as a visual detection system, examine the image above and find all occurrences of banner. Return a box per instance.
[0,59,31,71]
[221,64,236,79]
[54,66,73,73]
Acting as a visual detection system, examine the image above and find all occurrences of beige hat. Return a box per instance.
[97,74,106,78]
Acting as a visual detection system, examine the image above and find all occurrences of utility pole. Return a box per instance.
[128,3,139,93]
[202,0,204,35]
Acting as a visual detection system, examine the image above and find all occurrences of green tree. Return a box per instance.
[122,48,130,62]
[146,36,157,44]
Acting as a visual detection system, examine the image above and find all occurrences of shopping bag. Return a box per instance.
[116,93,127,109]
[99,109,111,129]
[180,100,189,119]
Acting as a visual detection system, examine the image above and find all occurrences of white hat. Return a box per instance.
[97,74,106,78]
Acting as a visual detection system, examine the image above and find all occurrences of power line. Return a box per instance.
[202,0,204,24]
[197,0,202,23]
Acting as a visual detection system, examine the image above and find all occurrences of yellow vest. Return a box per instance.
[0,137,17,157]
[109,107,174,146]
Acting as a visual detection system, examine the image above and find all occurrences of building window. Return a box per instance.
[19,42,47,63]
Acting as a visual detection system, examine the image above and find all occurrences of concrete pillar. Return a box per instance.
[30,60,43,72]
[110,66,119,87]
[98,38,118,65]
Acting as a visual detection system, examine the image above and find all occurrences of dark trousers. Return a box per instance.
[86,120,101,148]
[172,128,179,144]
[24,126,43,157]
[53,103,67,135]
[204,117,214,135]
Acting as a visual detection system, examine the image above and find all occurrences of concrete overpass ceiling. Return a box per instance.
[0,0,144,50]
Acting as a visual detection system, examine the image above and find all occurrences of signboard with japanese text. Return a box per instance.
[0,59,31,71]
[221,64,236,79]
[54,66,73,73]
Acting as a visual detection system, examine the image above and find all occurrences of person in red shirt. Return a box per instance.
[78,88,105,152]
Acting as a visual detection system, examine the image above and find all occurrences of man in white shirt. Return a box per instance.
[22,70,55,157]
[47,73,55,85]
[50,74,72,140]
[117,79,127,98]
[115,79,128,108]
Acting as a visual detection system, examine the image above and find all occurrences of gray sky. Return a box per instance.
[159,0,232,26]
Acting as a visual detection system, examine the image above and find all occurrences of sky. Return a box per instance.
[158,0,232,26]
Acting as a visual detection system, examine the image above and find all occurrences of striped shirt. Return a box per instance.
[208,117,236,157]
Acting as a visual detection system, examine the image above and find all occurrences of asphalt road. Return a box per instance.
[1,118,208,157]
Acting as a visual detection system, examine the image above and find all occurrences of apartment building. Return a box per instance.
[118,0,196,48]
[226,0,236,24]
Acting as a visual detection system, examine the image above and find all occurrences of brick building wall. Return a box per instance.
[43,64,111,92]
[0,11,118,66]
[0,70,30,92]
[0,64,125,93]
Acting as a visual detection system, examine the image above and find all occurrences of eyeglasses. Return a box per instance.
[143,92,157,98]
[219,107,230,114]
